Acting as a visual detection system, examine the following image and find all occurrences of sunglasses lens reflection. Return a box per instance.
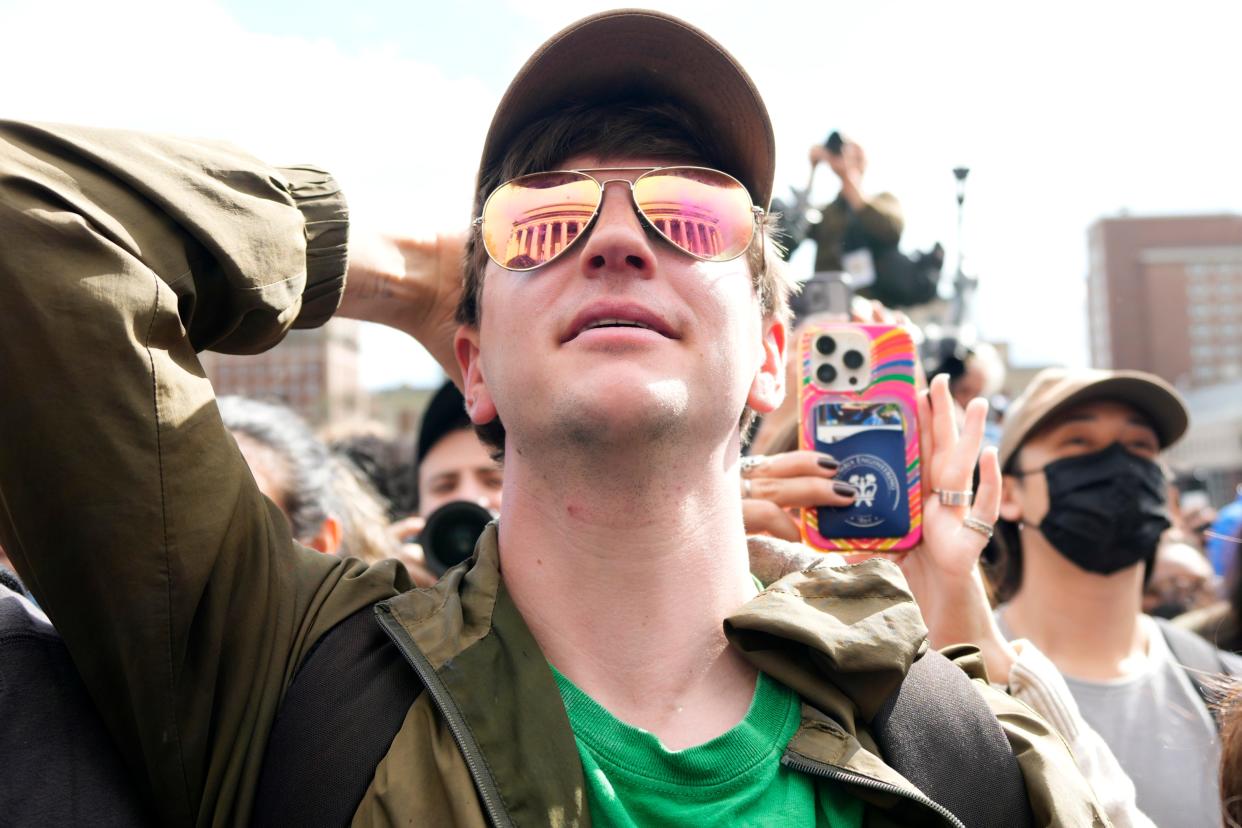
[480,168,755,270]
[481,172,600,270]
[633,169,755,261]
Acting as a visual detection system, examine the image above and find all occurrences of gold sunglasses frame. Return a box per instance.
[472,166,765,272]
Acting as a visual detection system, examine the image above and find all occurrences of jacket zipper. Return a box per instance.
[782,753,965,828]
[375,604,514,828]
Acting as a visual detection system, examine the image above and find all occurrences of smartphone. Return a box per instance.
[797,322,922,553]
[792,271,853,322]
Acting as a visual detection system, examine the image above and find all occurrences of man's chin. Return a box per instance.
[549,382,691,451]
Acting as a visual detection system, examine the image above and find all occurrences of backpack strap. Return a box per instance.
[870,648,1035,828]
[250,605,423,827]
[1153,615,1233,730]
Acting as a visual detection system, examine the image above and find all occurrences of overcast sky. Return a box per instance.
[5,0,1239,388]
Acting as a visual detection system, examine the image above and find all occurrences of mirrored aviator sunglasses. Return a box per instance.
[475,166,763,271]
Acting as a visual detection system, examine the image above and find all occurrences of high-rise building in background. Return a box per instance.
[1087,213,1242,388]
[200,319,367,426]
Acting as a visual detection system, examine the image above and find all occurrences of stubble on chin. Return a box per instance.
[537,379,694,459]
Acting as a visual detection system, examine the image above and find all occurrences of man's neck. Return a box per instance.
[1003,530,1148,682]
[497,437,759,751]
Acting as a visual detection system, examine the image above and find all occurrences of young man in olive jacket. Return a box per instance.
[0,10,1109,827]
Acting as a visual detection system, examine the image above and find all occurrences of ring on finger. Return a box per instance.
[933,488,973,507]
[740,455,767,477]
[962,515,994,539]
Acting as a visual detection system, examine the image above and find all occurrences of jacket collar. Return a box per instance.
[382,525,929,823]
[725,550,927,722]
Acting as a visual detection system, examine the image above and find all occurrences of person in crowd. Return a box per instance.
[1209,484,1242,578]
[803,134,903,278]
[1,568,152,825]
[1177,523,1242,653]
[219,395,344,554]
[989,367,1242,828]
[323,421,418,521]
[383,380,504,582]
[0,11,1109,826]
[412,380,503,517]
[1142,528,1218,619]
[220,395,427,579]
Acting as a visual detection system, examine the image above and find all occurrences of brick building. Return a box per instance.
[200,318,367,426]
[1087,214,1242,387]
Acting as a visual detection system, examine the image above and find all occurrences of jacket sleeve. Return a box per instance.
[941,644,1113,827]
[0,121,407,826]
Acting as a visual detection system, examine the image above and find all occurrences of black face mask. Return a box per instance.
[1028,442,1170,576]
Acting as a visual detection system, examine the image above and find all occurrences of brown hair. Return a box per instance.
[458,98,795,457]
[1221,680,1242,827]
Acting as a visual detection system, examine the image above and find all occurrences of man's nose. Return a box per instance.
[576,181,657,277]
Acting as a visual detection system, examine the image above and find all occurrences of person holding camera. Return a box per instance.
[784,133,942,310]
[805,134,903,276]
[385,380,503,579]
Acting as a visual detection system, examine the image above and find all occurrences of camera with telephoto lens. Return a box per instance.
[824,131,845,156]
[419,500,494,575]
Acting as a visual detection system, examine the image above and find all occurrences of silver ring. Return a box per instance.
[934,488,973,507]
[962,516,994,539]
[740,455,767,477]
[742,478,753,498]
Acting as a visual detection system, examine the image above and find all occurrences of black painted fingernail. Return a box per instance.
[817,455,839,470]
[833,481,857,497]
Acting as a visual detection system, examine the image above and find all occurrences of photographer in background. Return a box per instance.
[387,380,503,578]
[783,132,942,309]
[807,133,902,273]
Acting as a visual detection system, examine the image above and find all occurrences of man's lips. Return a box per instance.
[561,302,679,343]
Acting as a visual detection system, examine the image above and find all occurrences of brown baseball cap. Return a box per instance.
[998,368,1190,470]
[475,9,775,210]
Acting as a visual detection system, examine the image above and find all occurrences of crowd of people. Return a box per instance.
[1,8,1240,828]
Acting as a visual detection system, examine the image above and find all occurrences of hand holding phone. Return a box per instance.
[797,322,922,552]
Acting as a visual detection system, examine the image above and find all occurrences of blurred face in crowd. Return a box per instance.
[458,155,784,457]
[418,427,503,517]
[232,432,292,515]
[1001,399,1160,567]
[1142,532,1217,617]
[231,430,341,554]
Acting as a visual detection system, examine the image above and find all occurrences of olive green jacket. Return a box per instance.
[0,122,1108,827]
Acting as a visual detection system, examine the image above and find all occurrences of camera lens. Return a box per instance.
[816,363,837,384]
[843,350,864,370]
[419,500,494,575]
[815,336,836,356]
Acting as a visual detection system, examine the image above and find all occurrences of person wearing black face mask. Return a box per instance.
[989,368,1242,828]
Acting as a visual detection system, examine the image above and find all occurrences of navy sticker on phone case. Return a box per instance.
[812,403,910,539]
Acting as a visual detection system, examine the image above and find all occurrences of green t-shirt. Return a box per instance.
[552,667,865,827]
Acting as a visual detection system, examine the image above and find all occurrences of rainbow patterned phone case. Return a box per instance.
[798,323,922,552]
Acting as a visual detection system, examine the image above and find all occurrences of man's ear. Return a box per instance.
[454,324,498,425]
[999,474,1023,523]
[306,515,342,555]
[747,317,787,415]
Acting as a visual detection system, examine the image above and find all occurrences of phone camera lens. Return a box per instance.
[815,336,836,356]
[843,349,864,370]
[816,364,837,384]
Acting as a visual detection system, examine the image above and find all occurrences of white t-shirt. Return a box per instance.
[997,612,1222,828]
